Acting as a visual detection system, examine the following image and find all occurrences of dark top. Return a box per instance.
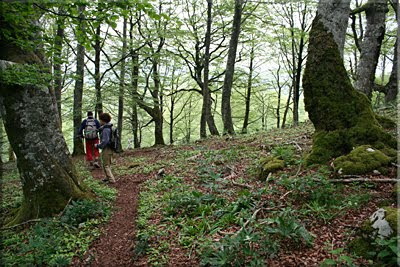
[98,123,112,149]
[78,116,101,138]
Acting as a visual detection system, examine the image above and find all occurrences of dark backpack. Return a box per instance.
[84,118,98,139]
[107,126,121,153]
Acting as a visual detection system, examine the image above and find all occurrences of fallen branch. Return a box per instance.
[231,180,253,190]
[233,208,262,237]
[279,190,293,200]
[330,178,398,183]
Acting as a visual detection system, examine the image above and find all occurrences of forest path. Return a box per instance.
[75,167,146,266]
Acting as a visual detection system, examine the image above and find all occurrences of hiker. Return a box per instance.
[95,112,116,183]
[78,111,101,168]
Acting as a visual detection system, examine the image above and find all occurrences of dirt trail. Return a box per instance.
[73,168,145,266]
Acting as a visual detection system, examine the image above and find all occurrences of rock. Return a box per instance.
[370,208,393,238]
[333,145,391,175]
[258,156,285,180]
[372,169,381,175]
[187,154,201,161]
[349,207,398,258]
[157,168,165,178]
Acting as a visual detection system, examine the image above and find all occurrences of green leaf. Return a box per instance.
[321,259,336,266]
[330,247,344,255]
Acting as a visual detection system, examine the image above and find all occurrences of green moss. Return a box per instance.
[350,207,399,259]
[383,207,398,235]
[258,156,285,179]
[375,115,397,129]
[379,146,397,160]
[391,185,399,200]
[303,15,397,165]
[348,237,375,259]
[333,145,391,175]
[360,219,375,234]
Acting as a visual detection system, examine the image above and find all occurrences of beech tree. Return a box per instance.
[72,5,86,156]
[302,0,396,164]
[353,0,388,98]
[0,3,91,225]
[221,0,244,135]
[117,16,128,152]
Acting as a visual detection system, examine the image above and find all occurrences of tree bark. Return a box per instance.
[117,17,127,152]
[202,0,220,138]
[316,0,351,57]
[72,5,85,156]
[0,117,3,167]
[169,96,174,144]
[242,45,254,134]
[293,5,307,127]
[53,6,65,128]
[302,0,396,164]
[384,39,398,103]
[281,85,292,129]
[94,21,102,118]
[0,6,91,225]
[129,16,140,148]
[221,0,244,135]
[8,144,15,162]
[152,59,165,146]
[354,0,388,98]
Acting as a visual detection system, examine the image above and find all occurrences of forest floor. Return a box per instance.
[79,122,397,266]
[1,122,397,266]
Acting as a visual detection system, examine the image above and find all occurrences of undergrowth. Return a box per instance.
[0,161,117,266]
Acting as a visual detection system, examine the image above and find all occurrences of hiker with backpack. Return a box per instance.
[95,112,118,183]
[78,111,101,168]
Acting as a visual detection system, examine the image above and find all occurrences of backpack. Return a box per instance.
[84,118,98,139]
[107,125,121,153]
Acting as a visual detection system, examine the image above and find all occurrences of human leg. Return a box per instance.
[101,148,115,183]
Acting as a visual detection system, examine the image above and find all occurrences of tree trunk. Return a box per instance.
[0,6,91,225]
[354,0,388,98]
[53,6,64,128]
[117,17,127,152]
[316,0,351,57]
[0,117,3,167]
[72,5,85,156]
[201,0,220,138]
[277,87,281,129]
[94,24,102,118]
[129,16,140,148]
[242,45,254,134]
[384,39,398,103]
[302,0,396,164]
[152,60,165,146]
[281,85,292,129]
[293,28,306,126]
[221,0,243,135]
[169,95,174,144]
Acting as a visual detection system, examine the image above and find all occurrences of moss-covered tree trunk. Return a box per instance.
[0,5,91,225]
[302,0,396,164]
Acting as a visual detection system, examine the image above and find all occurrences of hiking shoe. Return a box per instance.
[94,162,100,168]
[102,178,110,183]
